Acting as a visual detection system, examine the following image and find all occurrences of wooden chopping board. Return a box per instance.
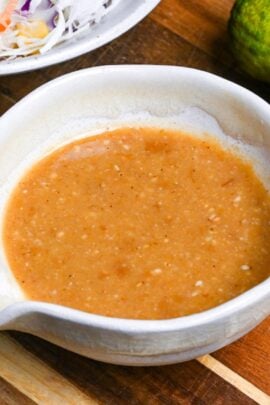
[0,0,269,403]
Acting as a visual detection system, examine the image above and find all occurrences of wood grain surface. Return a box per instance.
[0,0,269,404]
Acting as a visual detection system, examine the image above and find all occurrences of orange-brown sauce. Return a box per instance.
[3,128,270,319]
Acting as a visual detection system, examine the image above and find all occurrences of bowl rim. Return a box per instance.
[0,0,161,75]
[0,64,269,334]
[2,276,269,333]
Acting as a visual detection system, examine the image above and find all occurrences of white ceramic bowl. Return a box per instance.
[0,66,269,366]
[0,0,160,75]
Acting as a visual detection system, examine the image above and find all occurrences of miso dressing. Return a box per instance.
[3,128,270,319]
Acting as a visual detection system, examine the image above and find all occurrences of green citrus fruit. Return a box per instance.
[229,0,270,82]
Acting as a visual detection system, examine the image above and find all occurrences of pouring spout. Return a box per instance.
[0,299,28,331]
[0,295,18,312]
[0,264,25,316]
[0,265,26,328]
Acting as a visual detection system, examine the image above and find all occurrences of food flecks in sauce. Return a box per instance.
[3,128,270,319]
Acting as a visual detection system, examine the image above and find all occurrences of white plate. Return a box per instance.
[0,0,160,75]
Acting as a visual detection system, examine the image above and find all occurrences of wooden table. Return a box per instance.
[0,1,269,404]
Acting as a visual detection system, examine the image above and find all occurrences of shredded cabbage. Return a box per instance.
[0,0,119,58]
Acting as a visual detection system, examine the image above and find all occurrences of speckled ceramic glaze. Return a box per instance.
[0,66,269,365]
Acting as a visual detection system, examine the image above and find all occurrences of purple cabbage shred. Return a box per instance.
[21,0,31,11]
